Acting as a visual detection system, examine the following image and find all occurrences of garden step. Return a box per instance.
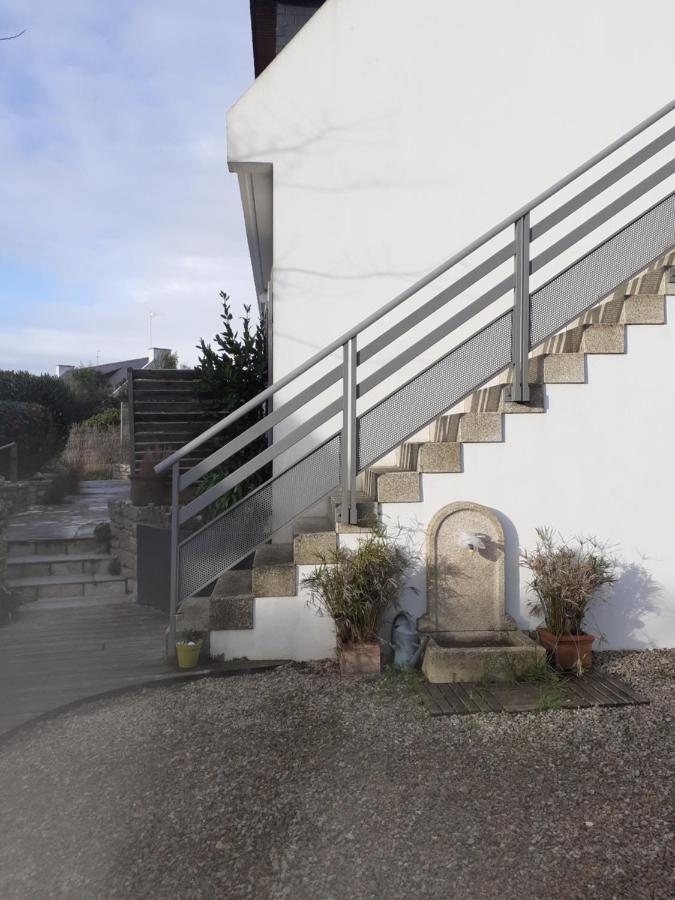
[329,492,379,527]
[500,353,586,385]
[6,536,107,557]
[6,553,115,578]
[620,294,665,324]
[133,389,201,401]
[7,573,128,602]
[366,468,421,503]
[540,323,625,355]
[252,544,296,597]
[465,382,545,414]
[292,518,337,565]
[210,571,255,629]
[398,442,462,473]
[132,369,197,381]
[433,411,503,443]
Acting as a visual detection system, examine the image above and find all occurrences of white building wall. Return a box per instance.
[381,301,675,650]
[228,0,674,391]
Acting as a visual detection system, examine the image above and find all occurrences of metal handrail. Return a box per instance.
[156,97,675,476]
[0,441,18,482]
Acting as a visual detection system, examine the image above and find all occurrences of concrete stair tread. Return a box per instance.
[7,573,127,588]
[293,516,334,536]
[253,543,294,567]
[6,552,113,566]
[213,569,253,598]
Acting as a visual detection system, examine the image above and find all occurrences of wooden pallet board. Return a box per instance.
[412,672,649,717]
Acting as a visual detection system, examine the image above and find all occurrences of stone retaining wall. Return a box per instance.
[108,500,171,600]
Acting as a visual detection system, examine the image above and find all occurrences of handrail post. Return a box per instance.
[341,337,358,525]
[507,212,531,403]
[168,461,180,658]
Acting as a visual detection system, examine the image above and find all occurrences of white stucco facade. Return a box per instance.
[382,299,675,650]
[228,0,674,386]
[221,0,675,653]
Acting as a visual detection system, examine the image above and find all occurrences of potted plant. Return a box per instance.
[130,447,172,506]
[175,631,203,669]
[521,528,617,673]
[303,530,409,676]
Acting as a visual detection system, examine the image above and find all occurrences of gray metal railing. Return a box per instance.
[0,442,18,482]
[157,99,675,649]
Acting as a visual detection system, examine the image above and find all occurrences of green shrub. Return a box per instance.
[0,401,61,477]
[303,531,410,645]
[83,407,120,430]
[194,292,268,515]
[0,370,79,440]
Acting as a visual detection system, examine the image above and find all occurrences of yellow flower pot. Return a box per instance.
[176,640,203,669]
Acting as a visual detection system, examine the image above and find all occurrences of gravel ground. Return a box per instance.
[0,650,672,900]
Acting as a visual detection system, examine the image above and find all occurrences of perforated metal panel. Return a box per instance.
[358,312,512,470]
[530,194,675,345]
[178,435,340,599]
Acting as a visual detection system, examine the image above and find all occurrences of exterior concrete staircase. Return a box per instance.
[178,254,673,650]
[5,482,129,604]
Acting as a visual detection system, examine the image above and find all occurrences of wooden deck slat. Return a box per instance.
[441,683,476,714]
[413,672,648,717]
[412,681,443,716]
[599,674,649,705]
[427,683,460,715]
[457,683,492,714]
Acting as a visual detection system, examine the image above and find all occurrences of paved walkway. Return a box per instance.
[0,481,171,735]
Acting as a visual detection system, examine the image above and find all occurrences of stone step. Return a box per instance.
[210,571,255,630]
[433,411,503,443]
[501,353,586,385]
[465,382,545,414]
[252,544,296,597]
[7,573,128,602]
[399,441,462,473]
[6,536,107,558]
[329,493,379,528]
[540,323,625,355]
[366,468,421,503]
[5,553,115,579]
[620,294,665,325]
[292,517,337,565]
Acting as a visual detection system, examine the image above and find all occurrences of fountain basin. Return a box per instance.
[422,630,545,683]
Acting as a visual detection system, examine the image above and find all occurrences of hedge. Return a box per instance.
[0,401,61,478]
[0,370,80,441]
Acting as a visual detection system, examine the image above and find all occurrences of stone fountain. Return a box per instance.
[419,501,544,683]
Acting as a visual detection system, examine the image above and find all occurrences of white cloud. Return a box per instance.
[0,0,257,372]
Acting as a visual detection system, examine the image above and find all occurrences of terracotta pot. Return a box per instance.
[339,641,381,676]
[537,627,594,672]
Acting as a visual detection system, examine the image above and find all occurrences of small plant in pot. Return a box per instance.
[303,529,410,676]
[521,527,617,674]
[175,630,203,669]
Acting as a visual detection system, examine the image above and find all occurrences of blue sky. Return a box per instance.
[0,1,257,373]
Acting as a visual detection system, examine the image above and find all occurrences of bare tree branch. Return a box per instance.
[0,29,26,41]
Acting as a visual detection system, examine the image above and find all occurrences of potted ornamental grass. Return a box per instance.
[175,631,204,669]
[521,527,617,673]
[303,530,409,676]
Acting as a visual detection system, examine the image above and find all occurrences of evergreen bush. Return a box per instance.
[0,401,60,477]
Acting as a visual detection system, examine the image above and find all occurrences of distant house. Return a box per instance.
[56,348,174,390]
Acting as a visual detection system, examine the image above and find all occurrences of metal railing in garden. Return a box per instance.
[156,99,675,648]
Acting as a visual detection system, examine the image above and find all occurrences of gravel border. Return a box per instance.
[0,649,672,899]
